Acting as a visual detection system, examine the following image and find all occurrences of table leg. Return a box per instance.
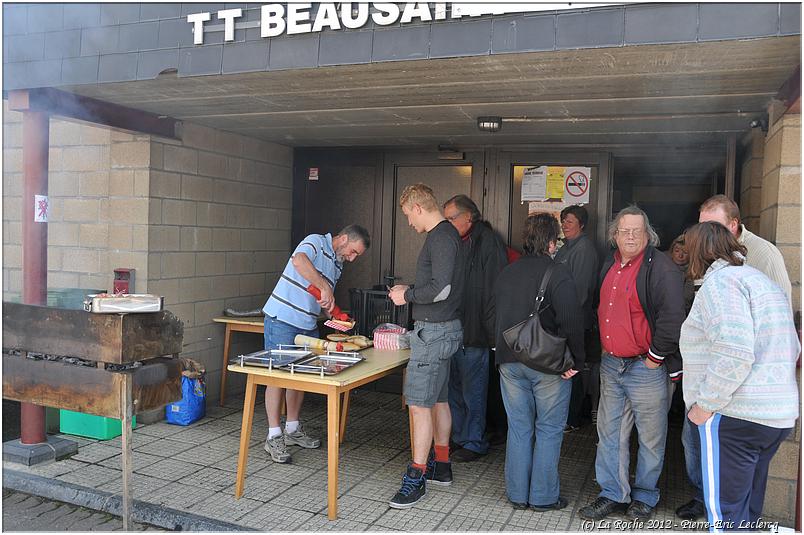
[120,373,133,531]
[220,325,232,407]
[327,388,340,520]
[339,391,350,444]
[234,374,257,499]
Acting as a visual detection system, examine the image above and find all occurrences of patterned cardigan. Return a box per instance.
[680,259,800,429]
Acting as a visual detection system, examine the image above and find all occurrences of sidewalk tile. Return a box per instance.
[374,507,448,531]
[194,492,263,522]
[237,502,314,531]
[56,464,120,487]
[135,458,205,482]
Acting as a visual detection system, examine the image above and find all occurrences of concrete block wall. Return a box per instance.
[739,129,765,233]
[2,101,149,300]
[3,104,294,403]
[146,122,293,402]
[760,112,801,312]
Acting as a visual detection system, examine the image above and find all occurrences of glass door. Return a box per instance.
[494,151,612,254]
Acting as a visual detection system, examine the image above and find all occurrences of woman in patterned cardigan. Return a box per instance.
[680,221,799,530]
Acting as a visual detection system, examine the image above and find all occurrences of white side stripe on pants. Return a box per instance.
[700,413,723,533]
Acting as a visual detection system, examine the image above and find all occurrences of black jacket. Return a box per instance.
[494,255,586,371]
[554,233,599,330]
[598,245,685,381]
[460,221,508,347]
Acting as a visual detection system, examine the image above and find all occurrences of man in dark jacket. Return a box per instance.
[579,205,685,523]
[443,195,508,462]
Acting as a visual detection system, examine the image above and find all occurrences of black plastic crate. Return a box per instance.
[349,288,412,337]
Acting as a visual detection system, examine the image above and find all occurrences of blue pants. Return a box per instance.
[499,362,571,506]
[264,315,318,350]
[448,346,490,454]
[699,414,791,531]
[595,353,669,507]
[682,409,704,502]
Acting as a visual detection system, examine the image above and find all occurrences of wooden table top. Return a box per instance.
[227,347,410,387]
[213,316,264,327]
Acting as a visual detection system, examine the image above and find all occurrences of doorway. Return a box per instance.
[380,151,485,285]
[491,150,612,254]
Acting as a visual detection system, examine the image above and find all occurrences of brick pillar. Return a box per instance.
[759,110,801,525]
[760,112,801,311]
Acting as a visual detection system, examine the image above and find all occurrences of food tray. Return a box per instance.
[83,294,164,313]
[232,346,313,369]
[287,351,365,376]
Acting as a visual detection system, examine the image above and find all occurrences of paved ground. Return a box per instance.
[1,389,788,531]
[2,490,161,531]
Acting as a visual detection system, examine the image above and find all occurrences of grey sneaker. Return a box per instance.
[283,423,321,449]
[264,435,291,463]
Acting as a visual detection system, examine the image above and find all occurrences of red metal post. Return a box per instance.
[19,109,49,445]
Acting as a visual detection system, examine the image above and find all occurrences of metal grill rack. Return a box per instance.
[287,351,365,377]
[232,345,313,370]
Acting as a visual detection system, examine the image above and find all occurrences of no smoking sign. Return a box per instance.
[565,170,589,202]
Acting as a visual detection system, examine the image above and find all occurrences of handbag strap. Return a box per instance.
[530,263,556,315]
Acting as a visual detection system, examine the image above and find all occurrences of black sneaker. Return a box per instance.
[508,499,528,510]
[451,448,484,463]
[530,496,568,512]
[578,497,628,520]
[388,464,426,509]
[487,430,507,446]
[675,499,706,520]
[625,500,654,521]
[425,456,453,486]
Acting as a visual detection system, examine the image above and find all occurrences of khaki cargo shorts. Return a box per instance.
[404,319,463,408]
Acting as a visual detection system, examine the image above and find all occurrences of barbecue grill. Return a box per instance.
[2,302,184,529]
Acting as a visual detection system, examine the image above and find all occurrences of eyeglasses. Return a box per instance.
[445,212,465,222]
[616,228,644,238]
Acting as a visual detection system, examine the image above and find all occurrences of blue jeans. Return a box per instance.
[595,353,669,507]
[264,316,318,350]
[499,362,571,506]
[448,346,490,454]
[682,408,704,502]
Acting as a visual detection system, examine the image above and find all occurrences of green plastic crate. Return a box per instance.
[59,410,136,440]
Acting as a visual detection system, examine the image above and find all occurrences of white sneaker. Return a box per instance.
[283,423,321,449]
[264,435,291,463]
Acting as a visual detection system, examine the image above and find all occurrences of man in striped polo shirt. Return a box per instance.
[262,225,370,463]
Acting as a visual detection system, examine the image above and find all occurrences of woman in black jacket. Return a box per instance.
[493,213,585,511]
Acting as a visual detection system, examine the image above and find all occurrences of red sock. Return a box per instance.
[434,445,450,462]
[412,462,427,473]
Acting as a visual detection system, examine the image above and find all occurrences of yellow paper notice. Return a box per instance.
[546,166,565,199]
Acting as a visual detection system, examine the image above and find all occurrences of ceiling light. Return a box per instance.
[477,116,502,133]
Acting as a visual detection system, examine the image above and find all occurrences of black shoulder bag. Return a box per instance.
[502,264,575,374]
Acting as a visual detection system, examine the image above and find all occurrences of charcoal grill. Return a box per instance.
[2,302,184,529]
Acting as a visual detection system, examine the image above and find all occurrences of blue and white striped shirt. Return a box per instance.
[263,233,343,330]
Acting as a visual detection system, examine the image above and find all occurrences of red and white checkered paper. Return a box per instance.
[372,325,407,350]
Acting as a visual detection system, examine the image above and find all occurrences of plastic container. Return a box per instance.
[59,410,136,440]
[349,288,412,337]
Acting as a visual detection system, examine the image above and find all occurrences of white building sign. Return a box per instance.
[188,3,621,44]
